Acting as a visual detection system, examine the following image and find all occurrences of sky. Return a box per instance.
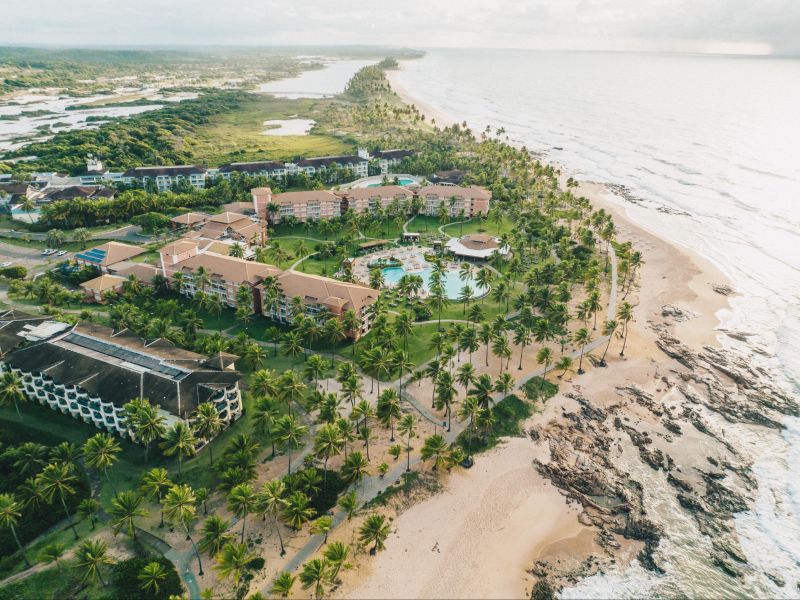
[2,0,799,55]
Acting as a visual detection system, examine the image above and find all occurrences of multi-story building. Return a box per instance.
[251,187,341,223]
[337,185,413,215]
[217,161,288,180]
[417,185,492,218]
[74,241,147,273]
[121,166,207,191]
[295,155,369,179]
[0,314,243,442]
[194,211,266,247]
[372,149,415,174]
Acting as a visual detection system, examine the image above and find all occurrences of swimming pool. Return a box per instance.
[382,265,488,300]
[368,178,415,187]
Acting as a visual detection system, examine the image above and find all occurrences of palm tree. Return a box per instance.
[359,513,390,554]
[457,396,482,461]
[227,483,258,543]
[163,484,203,576]
[125,400,166,466]
[279,370,307,416]
[258,479,287,556]
[82,433,121,494]
[281,491,316,530]
[138,561,168,594]
[556,355,574,379]
[314,423,344,490]
[36,463,79,540]
[376,389,402,441]
[214,541,255,584]
[536,347,554,394]
[141,467,172,528]
[300,558,333,599]
[0,493,29,568]
[75,539,113,586]
[456,362,476,397]
[78,498,100,530]
[599,319,619,366]
[272,571,297,597]
[491,335,512,372]
[0,370,26,420]
[192,403,223,466]
[310,515,334,544]
[513,324,531,370]
[275,414,308,475]
[421,434,449,470]
[574,327,592,374]
[199,514,234,556]
[342,451,370,488]
[494,372,515,402]
[469,373,495,410]
[351,400,375,460]
[337,491,358,520]
[242,342,266,370]
[110,491,148,540]
[434,370,457,432]
[160,421,197,478]
[323,541,350,581]
[617,302,634,357]
[42,542,66,572]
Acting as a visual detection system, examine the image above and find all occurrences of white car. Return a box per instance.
[0,262,11,268]
[56,250,68,256]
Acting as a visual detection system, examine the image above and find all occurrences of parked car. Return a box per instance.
[56,250,68,256]
[0,262,12,267]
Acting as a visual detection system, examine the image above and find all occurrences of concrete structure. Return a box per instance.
[0,315,243,442]
[295,155,369,179]
[372,149,415,174]
[337,185,413,215]
[217,161,287,180]
[251,187,341,223]
[445,234,510,260]
[417,185,491,218]
[122,166,207,191]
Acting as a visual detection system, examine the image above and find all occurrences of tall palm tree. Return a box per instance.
[351,400,375,461]
[457,396,482,461]
[42,542,66,572]
[281,491,316,531]
[77,498,100,530]
[75,539,113,586]
[258,479,288,556]
[342,451,370,488]
[469,373,495,410]
[337,491,358,520]
[421,434,450,470]
[199,515,233,556]
[358,513,390,554]
[299,558,333,599]
[227,483,258,543]
[323,541,350,581]
[82,433,121,495]
[599,318,619,366]
[110,491,148,540]
[141,467,172,528]
[0,493,30,568]
[192,403,223,466]
[0,370,26,420]
[36,463,79,540]
[160,421,197,479]
[314,423,344,490]
[574,327,593,374]
[163,484,203,576]
[138,561,168,594]
[434,371,457,432]
[556,355,574,379]
[271,571,297,598]
[125,399,166,466]
[376,389,402,441]
[310,515,334,545]
[536,347,554,394]
[275,414,308,475]
[494,372,515,402]
[617,302,634,357]
[214,541,255,584]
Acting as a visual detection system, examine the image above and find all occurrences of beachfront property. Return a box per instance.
[337,185,414,214]
[417,185,492,218]
[74,241,147,273]
[294,155,369,179]
[0,312,243,441]
[445,234,510,260]
[121,165,207,191]
[81,262,163,302]
[192,211,266,247]
[251,187,342,223]
[217,160,288,180]
[372,149,415,174]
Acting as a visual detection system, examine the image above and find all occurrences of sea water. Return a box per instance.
[392,48,800,597]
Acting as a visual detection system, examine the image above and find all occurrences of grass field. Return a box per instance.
[186,95,353,165]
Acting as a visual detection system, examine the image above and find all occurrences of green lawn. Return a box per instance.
[440,215,513,238]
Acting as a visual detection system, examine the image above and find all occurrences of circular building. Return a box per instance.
[445,234,510,260]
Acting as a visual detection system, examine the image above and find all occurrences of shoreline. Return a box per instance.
[340,62,799,598]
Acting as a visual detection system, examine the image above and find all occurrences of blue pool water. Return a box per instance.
[382,265,488,300]
[368,178,415,187]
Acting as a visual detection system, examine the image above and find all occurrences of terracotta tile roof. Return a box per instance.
[81,274,126,293]
[274,271,378,314]
[75,241,146,267]
[170,212,209,226]
[171,252,281,285]
[123,165,205,177]
[160,239,200,256]
[341,185,413,201]
[272,190,339,205]
[417,185,491,200]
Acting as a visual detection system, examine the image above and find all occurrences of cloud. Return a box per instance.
[1,0,798,55]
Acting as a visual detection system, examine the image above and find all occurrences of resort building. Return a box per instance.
[0,316,243,442]
[445,234,510,260]
[80,274,127,302]
[251,187,342,223]
[121,166,207,191]
[372,149,415,174]
[217,161,288,180]
[74,241,147,273]
[417,185,492,218]
[193,211,266,247]
[337,185,413,215]
[170,212,209,230]
[295,155,369,179]
[34,185,116,204]
[259,271,377,339]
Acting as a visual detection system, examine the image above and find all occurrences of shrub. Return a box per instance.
[0,265,26,279]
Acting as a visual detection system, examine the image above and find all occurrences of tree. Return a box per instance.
[75,539,113,586]
[227,483,258,543]
[556,355,574,379]
[271,572,297,598]
[138,561,169,594]
[72,227,91,248]
[242,341,266,370]
[0,493,29,568]
[310,515,334,544]
[199,514,234,557]
[141,467,171,528]
[376,389,402,441]
[124,399,166,465]
[42,542,66,572]
[258,480,287,556]
[421,434,449,470]
[160,421,197,478]
[434,370,457,432]
[275,414,308,475]
[281,491,315,530]
[78,498,100,530]
[469,373,495,410]
[314,423,344,490]
[351,399,375,461]
[342,451,370,488]
[0,370,26,420]
[397,414,417,472]
[36,462,80,540]
[574,327,593,374]
[110,491,148,540]
[193,403,223,466]
[82,433,121,494]
[163,484,203,576]
[536,347,554,394]
[300,558,333,599]
[457,396,483,461]
[214,541,255,584]
[494,372,515,401]
[617,302,634,357]
[599,318,619,366]
[359,513,390,554]
[324,541,350,581]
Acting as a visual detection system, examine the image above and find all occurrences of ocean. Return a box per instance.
[390,49,800,597]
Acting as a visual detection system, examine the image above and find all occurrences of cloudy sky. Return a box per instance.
[2,0,799,55]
